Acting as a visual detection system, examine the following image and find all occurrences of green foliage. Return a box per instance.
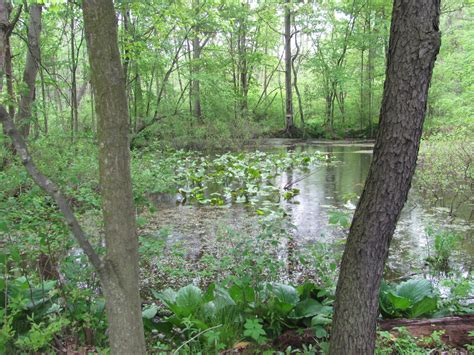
[151,281,334,352]
[244,318,267,344]
[416,135,473,218]
[424,228,461,273]
[376,328,451,354]
[379,279,439,319]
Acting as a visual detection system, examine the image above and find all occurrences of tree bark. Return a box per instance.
[329,1,441,354]
[17,4,42,138]
[82,1,146,354]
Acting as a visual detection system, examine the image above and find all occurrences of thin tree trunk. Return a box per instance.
[17,4,42,138]
[192,0,202,120]
[0,0,9,94]
[39,66,47,134]
[82,1,146,353]
[238,5,249,119]
[69,0,78,140]
[329,1,441,354]
[284,0,295,136]
[359,47,364,129]
[5,35,14,119]
[291,21,304,127]
[366,0,374,136]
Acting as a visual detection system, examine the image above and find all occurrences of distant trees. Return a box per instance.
[1,0,469,142]
[329,0,441,353]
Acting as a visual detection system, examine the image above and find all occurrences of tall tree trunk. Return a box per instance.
[329,1,441,354]
[291,20,304,127]
[0,0,9,92]
[5,35,14,118]
[39,66,47,134]
[359,47,364,129]
[17,4,42,138]
[192,0,202,121]
[238,6,249,119]
[284,0,295,136]
[69,0,79,141]
[82,1,146,353]
[366,0,374,136]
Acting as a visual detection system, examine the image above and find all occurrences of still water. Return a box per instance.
[150,139,473,279]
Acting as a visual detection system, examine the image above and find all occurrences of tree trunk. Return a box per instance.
[0,0,9,92]
[291,20,304,128]
[192,0,202,121]
[238,6,249,119]
[82,1,146,354]
[69,0,78,141]
[5,35,14,118]
[366,0,374,137]
[329,1,441,354]
[39,66,47,135]
[17,4,42,138]
[284,0,295,136]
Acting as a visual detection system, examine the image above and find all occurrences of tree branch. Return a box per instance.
[0,105,104,274]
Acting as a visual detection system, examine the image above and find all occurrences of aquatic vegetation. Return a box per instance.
[425,228,461,273]
[134,148,325,210]
[416,135,473,218]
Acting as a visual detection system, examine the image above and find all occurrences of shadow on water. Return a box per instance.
[147,139,473,281]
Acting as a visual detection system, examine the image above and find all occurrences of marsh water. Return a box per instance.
[149,139,473,280]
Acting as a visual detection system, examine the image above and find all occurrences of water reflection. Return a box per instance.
[149,139,473,278]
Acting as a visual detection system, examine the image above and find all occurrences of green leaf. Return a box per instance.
[311,314,332,326]
[229,284,255,304]
[314,325,328,338]
[175,285,203,316]
[203,283,216,303]
[292,298,324,318]
[396,279,434,304]
[409,296,438,318]
[387,292,411,311]
[271,283,299,306]
[142,304,158,319]
[158,288,177,306]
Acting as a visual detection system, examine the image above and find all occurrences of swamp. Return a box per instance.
[0,0,473,354]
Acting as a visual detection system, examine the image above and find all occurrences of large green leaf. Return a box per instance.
[387,292,412,311]
[157,288,176,305]
[142,304,158,319]
[213,286,236,310]
[229,284,255,304]
[396,279,434,304]
[292,298,324,319]
[175,285,203,316]
[409,296,438,318]
[271,283,299,306]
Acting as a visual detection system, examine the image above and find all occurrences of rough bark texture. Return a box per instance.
[329,1,441,354]
[17,4,42,138]
[82,1,146,354]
